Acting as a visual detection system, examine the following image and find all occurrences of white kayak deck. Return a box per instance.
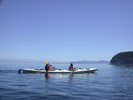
[21,68,98,73]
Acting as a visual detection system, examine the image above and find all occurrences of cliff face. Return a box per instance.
[110,51,133,65]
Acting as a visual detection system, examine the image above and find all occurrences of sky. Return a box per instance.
[0,0,133,62]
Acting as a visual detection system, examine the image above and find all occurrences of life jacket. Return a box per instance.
[48,67,51,71]
[69,66,73,70]
[45,64,51,71]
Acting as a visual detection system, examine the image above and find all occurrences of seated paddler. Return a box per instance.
[45,61,52,72]
[69,63,74,71]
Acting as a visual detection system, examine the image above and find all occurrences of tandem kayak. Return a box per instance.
[19,68,98,73]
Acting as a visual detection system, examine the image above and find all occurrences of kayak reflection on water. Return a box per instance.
[44,73,74,81]
[45,73,50,80]
[69,73,74,80]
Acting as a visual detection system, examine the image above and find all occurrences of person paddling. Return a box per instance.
[45,61,51,72]
[69,63,74,71]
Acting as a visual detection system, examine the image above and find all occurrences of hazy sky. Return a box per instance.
[0,0,133,62]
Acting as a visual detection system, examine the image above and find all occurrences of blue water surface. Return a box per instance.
[0,62,133,100]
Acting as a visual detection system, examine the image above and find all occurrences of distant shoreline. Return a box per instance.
[0,59,109,64]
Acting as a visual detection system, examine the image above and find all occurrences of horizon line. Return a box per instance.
[0,58,109,63]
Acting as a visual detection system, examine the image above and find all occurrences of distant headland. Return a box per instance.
[110,51,133,65]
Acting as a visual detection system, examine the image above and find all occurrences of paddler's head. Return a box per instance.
[70,63,73,66]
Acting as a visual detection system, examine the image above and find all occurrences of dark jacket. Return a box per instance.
[45,64,50,71]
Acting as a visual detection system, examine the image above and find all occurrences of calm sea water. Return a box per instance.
[0,62,133,100]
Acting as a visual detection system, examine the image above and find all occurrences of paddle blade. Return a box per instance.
[45,61,48,64]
